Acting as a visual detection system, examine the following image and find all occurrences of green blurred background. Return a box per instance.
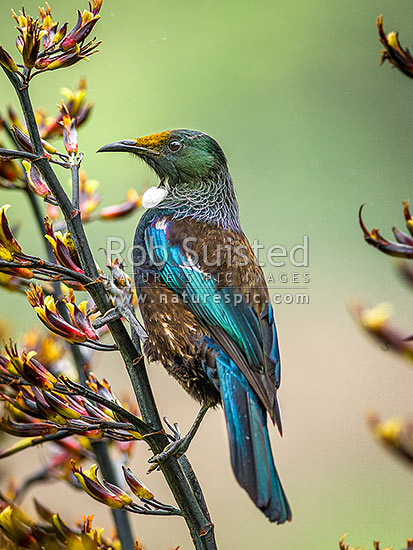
[1,0,413,548]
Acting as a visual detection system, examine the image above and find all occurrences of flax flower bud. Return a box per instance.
[26,283,89,343]
[0,205,21,256]
[64,289,98,340]
[377,15,413,78]
[71,461,133,509]
[100,189,142,220]
[11,125,57,155]
[61,9,101,51]
[57,102,78,154]
[44,218,83,274]
[22,161,54,201]
[0,46,18,72]
[122,466,154,500]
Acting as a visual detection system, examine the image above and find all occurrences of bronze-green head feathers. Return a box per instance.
[98,129,228,182]
[98,129,240,229]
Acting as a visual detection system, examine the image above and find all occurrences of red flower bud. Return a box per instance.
[71,461,133,509]
[65,290,98,340]
[15,36,24,55]
[4,343,58,389]
[0,158,22,184]
[123,466,154,500]
[10,126,32,152]
[0,416,57,437]
[0,205,21,255]
[22,161,54,201]
[11,126,56,157]
[100,189,142,220]
[44,219,83,274]
[89,0,103,16]
[61,10,100,51]
[26,284,87,343]
[26,284,105,345]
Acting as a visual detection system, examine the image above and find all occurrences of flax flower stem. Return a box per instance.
[2,66,217,550]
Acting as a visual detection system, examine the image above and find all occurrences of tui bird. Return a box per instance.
[98,130,291,524]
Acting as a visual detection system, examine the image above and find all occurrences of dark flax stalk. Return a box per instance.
[2,69,216,549]
[3,100,136,548]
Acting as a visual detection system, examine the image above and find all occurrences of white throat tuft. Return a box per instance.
[141,186,168,209]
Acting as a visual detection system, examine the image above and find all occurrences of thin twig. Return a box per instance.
[126,503,182,516]
[57,376,151,435]
[70,154,81,211]
[0,430,73,458]
[0,258,92,285]
[0,147,38,160]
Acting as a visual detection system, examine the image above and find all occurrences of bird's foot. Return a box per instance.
[148,437,189,465]
[148,405,210,465]
[91,307,121,329]
[92,304,148,340]
[148,418,187,465]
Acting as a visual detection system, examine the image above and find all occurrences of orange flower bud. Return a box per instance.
[0,158,22,184]
[89,0,103,16]
[57,103,78,154]
[0,268,33,282]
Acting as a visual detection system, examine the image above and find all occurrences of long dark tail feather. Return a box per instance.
[216,355,292,524]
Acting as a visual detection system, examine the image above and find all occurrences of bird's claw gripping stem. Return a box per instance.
[91,303,148,340]
[148,438,190,465]
[148,405,210,466]
[164,417,181,441]
[91,307,121,329]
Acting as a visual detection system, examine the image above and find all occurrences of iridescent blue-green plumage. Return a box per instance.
[214,342,290,522]
[99,129,291,523]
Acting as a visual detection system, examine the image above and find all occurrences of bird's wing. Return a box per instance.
[144,217,282,428]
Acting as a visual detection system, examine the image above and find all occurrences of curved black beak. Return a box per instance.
[97,140,160,156]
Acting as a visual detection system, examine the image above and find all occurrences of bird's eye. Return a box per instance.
[168,140,182,152]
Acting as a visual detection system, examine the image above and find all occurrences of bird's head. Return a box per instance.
[97,129,228,183]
